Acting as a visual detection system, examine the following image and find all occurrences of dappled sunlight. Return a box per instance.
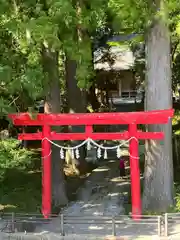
[113,176,143,187]
[121,149,129,156]
[82,203,102,209]
[108,160,116,163]
[110,177,126,182]
[108,192,119,197]
[115,181,131,187]
[0,204,16,211]
[93,167,110,172]
[88,225,104,230]
[93,212,105,216]
[27,170,41,174]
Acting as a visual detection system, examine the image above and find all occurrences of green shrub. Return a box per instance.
[0,138,41,212]
[0,138,37,180]
[173,185,180,212]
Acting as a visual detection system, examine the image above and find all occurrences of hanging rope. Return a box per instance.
[42,137,139,160]
[41,150,52,159]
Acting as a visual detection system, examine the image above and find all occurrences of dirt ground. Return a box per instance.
[64,162,98,202]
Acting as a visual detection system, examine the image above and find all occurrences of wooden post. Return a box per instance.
[112,216,116,236]
[157,216,161,236]
[42,124,51,218]
[85,125,93,135]
[11,212,15,233]
[60,214,64,236]
[164,213,168,237]
[129,123,141,220]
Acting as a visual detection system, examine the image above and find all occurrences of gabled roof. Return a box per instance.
[94,46,134,71]
[94,34,137,71]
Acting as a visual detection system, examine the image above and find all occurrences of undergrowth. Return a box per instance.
[0,139,39,179]
[0,138,95,214]
[0,139,41,213]
[168,184,180,213]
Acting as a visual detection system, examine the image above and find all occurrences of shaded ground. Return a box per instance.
[64,162,97,203]
[35,160,126,234]
[166,222,180,239]
[0,169,41,213]
[0,159,96,214]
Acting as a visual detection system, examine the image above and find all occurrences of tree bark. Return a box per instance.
[65,56,88,174]
[65,57,87,113]
[143,13,174,212]
[41,45,68,208]
[87,85,100,112]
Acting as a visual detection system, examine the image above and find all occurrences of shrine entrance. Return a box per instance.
[9,109,174,220]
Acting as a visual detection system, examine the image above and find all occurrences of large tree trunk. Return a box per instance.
[87,85,100,112]
[42,45,68,209]
[65,57,88,174]
[142,11,174,212]
[65,58,86,113]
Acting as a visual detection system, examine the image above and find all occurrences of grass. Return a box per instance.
[172,110,180,135]
[0,139,41,212]
[0,170,41,213]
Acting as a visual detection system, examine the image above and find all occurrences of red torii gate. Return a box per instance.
[9,109,174,220]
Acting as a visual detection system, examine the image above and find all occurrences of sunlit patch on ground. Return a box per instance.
[88,225,104,230]
[93,167,110,172]
[0,204,16,211]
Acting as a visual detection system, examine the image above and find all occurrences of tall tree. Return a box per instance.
[0,0,70,207]
[64,0,106,171]
[42,45,68,207]
[64,0,88,171]
[108,0,175,211]
[143,0,174,211]
[0,0,107,206]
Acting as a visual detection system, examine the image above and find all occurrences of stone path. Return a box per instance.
[34,160,161,239]
[35,160,125,233]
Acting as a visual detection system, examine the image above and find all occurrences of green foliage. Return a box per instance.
[167,184,180,213]
[0,139,41,212]
[0,0,109,114]
[0,25,44,113]
[108,0,154,33]
[0,170,41,213]
[172,110,180,135]
[0,0,180,114]
[0,97,16,116]
[0,139,37,180]
[174,194,180,212]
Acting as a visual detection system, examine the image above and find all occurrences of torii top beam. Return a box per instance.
[9,109,174,126]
